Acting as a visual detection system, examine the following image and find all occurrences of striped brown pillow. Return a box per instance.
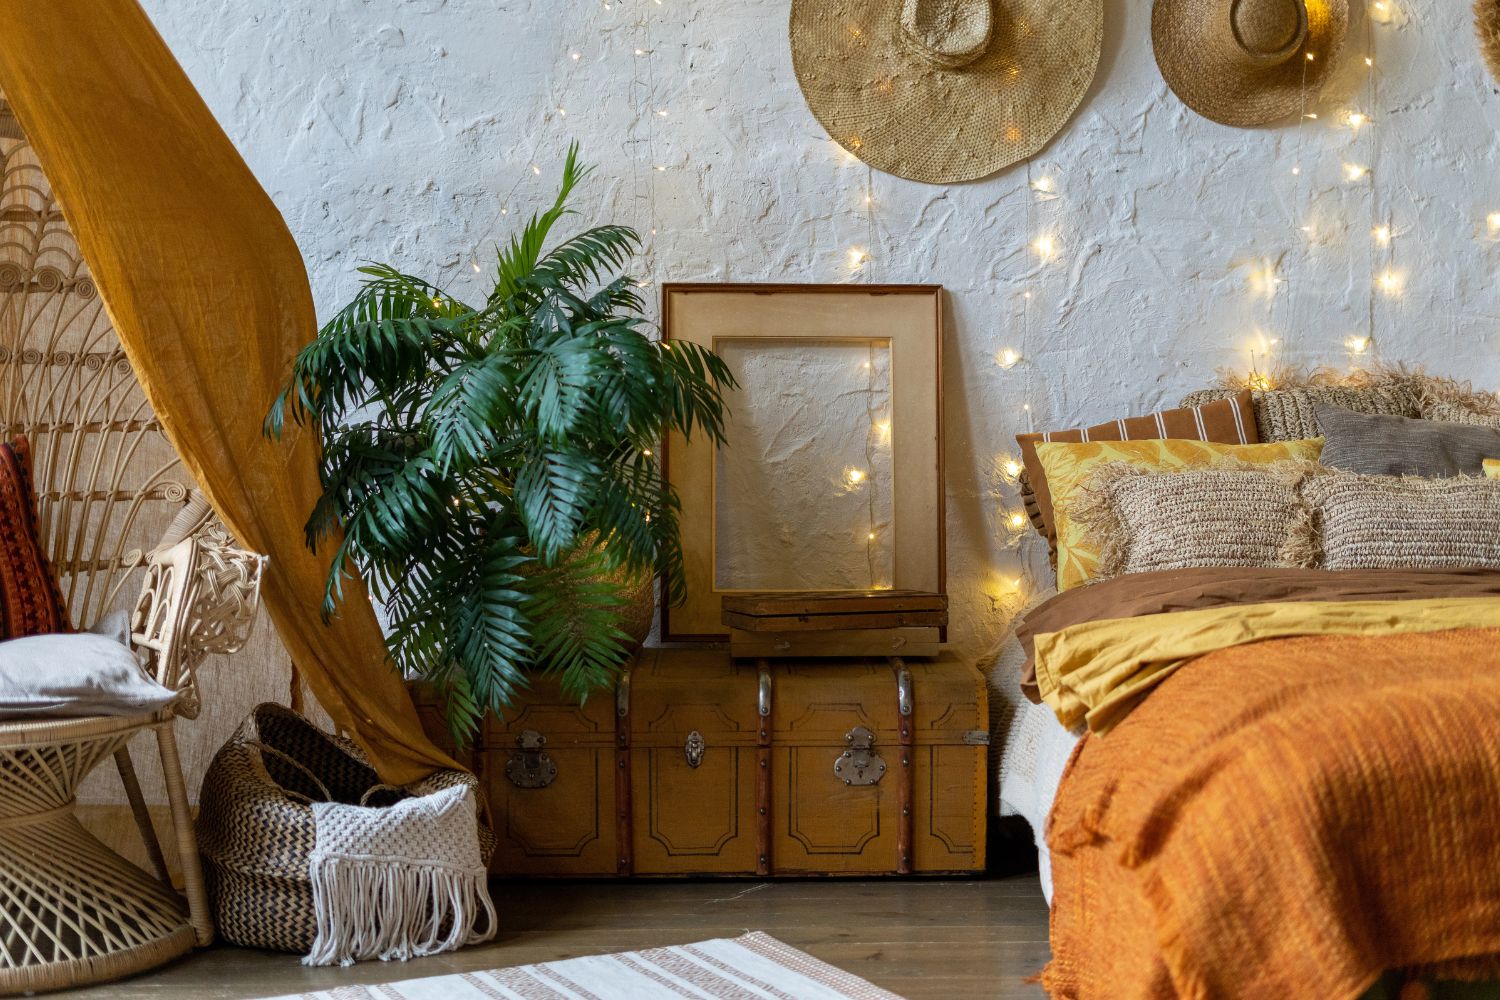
[1016,389,1258,551]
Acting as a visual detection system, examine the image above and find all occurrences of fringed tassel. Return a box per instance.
[302,855,498,967]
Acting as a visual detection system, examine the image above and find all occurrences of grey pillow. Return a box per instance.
[1314,403,1500,477]
[0,632,175,718]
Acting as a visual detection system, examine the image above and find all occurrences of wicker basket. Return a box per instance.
[196,703,493,954]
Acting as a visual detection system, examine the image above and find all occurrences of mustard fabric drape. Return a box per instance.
[0,0,454,783]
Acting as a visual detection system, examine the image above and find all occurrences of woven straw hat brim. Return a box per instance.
[1152,0,1349,127]
[790,0,1103,184]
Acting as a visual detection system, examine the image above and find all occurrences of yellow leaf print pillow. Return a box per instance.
[1036,438,1325,590]
[1486,459,1500,479]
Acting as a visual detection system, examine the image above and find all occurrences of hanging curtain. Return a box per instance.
[0,0,455,783]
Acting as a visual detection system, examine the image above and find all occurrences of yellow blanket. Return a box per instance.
[1034,596,1500,732]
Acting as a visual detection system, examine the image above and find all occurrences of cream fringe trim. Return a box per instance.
[302,854,498,967]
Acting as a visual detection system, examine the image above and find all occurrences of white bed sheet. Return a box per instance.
[988,588,1081,904]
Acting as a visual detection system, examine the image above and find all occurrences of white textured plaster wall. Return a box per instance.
[139,0,1500,665]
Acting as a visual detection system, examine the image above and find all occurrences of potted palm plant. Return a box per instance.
[267,145,734,745]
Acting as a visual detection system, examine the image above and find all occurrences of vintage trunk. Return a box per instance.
[411,648,987,876]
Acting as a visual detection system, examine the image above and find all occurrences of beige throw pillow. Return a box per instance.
[1304,473,1500,571]
[1073,463,1316,581]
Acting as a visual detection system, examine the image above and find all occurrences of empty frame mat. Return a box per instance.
[662,284,944,641]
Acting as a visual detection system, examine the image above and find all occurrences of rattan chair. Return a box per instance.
[0,530,265,994]
[0,95,269,992]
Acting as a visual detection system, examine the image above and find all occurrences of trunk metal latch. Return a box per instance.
[684,730,706,768]
[833,726,886,786]
[505,729,558,789]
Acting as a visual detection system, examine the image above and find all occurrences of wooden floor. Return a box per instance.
[58,874,1051,999]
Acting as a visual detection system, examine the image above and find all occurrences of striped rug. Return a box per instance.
[258,932,907,999]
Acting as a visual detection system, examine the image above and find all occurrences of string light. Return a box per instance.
[531,164,541,175]
[847,247,869,268]
[1344,163,1367,181]
[867,531,877,540]
[845,468,867,486]
[570,52,581,61]
[1345,111,1367,130]
[1291,166,1301,176]
[1487,212,1500,236]
[1031,175,1055,194]
[996,348,1022,369]
[874,419,892,442]
[1372,224,1391,245]
[1032,234,1057,259]
[1364,56,1374,66]
[557,107,567,117]
[1001,458,1022,479]
[1376,269,1403,296]
[1345,335,1372,354]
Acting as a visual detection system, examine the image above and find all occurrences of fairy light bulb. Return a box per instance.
[874,419,892,441]
[867,531,877,540]
[531,164,541,175]
[846,468,867,486]
[1033,234,1057,259]
[1376,270,1403,296]
[1373,224,1391,245]
[1345,335,1371,354]
[1032,175,1054,193]
[570,51,581,61]
[1346,111,1367,129]
[1008,512,1026,529]
[1344,163,1367,182]
[996,348,1021,369]
[848,247,869,268]
[557,107,567,117]
[1002,459,1022,478]
[1487,212,1500,235]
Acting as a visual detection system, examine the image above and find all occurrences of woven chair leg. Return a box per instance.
[114,744,172,884]
[155,721,213,947]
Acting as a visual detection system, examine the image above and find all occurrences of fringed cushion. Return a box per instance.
[1181,365,1500,443]
[1073,463,1316,582]
[1181,384,1421,442]
[1305,474,1500,571]
[1427,401,1500,429]
[0,436,69,638]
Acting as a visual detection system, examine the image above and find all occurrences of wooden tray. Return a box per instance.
[721,591,948,633]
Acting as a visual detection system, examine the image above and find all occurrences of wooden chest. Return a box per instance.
[412,648,988,877]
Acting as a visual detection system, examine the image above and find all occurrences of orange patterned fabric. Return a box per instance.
[1045,627,1500,999]
[0,437,69,638]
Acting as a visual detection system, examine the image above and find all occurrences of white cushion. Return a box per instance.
[0,632,176,718]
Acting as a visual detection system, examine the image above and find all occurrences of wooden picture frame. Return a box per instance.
[660,283,945,642]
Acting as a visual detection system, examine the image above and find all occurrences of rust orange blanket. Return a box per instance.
[1044,626,1500,999]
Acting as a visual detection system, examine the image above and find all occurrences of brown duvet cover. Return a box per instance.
[1035,568,1500,999]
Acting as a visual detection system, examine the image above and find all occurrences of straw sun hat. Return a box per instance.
[789,0,1104,184]
[1153,0,1350,127]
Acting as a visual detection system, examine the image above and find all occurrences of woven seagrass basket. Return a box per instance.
[196,703,494,953]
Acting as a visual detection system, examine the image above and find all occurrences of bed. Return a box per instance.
[986,370,1500,997]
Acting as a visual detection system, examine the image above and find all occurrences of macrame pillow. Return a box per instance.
[1426,401,1500,429]
[0,437,70,638]
[1181,384,1421,443]
[1305,473,1500,571]
[1073,462,1316,582]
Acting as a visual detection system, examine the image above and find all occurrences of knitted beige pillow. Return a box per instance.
[1181,384,1421,442]
[1304,473,1500,571]
[1426,401,1500,429]
[1074,462,1316,581]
